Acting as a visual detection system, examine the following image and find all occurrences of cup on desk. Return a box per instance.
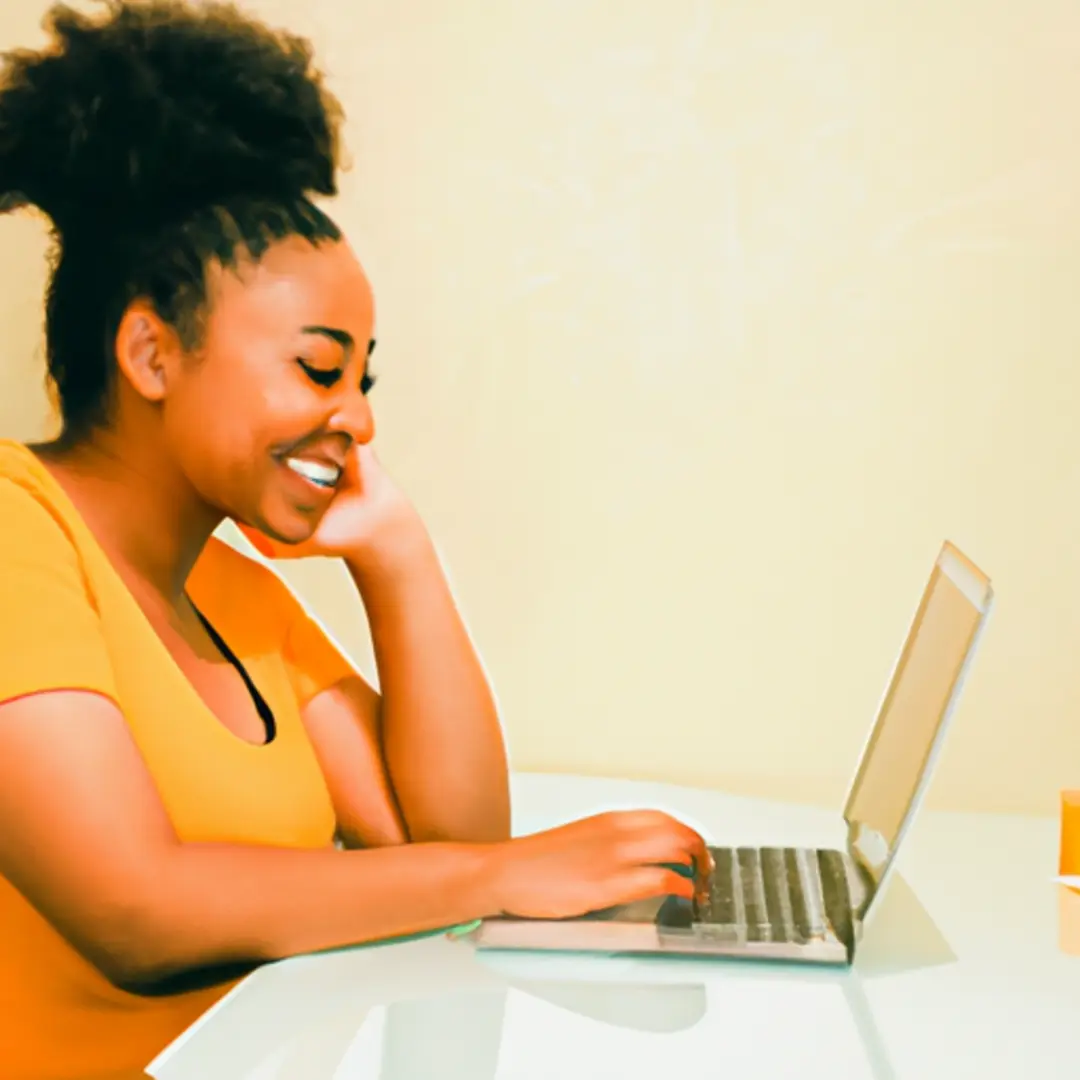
[1058,790,1080,955]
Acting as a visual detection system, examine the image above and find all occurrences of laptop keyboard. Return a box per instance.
[696,846,853,946]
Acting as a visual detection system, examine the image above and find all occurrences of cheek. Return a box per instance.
[173,371,333,478]
[162,366,267,484]
[168,370,243,437]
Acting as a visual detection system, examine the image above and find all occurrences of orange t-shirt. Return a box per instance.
[0,441,356,1079]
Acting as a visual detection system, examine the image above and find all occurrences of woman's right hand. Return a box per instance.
[484,810,711,920]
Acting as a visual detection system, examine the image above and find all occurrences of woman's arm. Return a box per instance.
[243,448,510,847]
[0,690,701,991]
[295,525,509,848]
[299,674,409,849]
[336,523,511,845]
[0,690,496,989]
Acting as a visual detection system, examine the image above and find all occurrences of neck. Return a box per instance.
[35,427,222,604]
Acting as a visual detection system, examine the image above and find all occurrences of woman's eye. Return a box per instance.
[361,371,378,395]
[297,359,342,388]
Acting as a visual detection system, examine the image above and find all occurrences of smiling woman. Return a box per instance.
[0,2,707,1077]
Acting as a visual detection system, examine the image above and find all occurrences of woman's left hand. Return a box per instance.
[237,445,423,564]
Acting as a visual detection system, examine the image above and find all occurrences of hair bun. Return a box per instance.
[0,0,343,235]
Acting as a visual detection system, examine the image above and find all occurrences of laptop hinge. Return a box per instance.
[844,822,883,922]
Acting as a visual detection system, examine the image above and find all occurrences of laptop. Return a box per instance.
[467,541,993,965]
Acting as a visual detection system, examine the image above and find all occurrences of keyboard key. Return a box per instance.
[818,848,854,956]
[704,846,738,928]
[738,847,770,942]
[783,848,811,941]
[761,847,795,942]
[797,848,828,938]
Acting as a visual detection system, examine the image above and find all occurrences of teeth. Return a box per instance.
[286,458,341,488]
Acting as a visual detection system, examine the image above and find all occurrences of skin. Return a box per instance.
[0,233,709,991]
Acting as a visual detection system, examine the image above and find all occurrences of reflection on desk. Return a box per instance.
[147,774,1079,1080]
[149,936,902,1080]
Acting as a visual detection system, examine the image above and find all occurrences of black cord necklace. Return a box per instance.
[188,601,277,744]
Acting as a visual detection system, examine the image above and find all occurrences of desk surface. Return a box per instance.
[148,773,1077,1080]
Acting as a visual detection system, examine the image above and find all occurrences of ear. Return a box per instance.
[113,302,183,404]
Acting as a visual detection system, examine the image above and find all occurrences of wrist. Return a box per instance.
[343,511,433,582]
[472,839,513,917]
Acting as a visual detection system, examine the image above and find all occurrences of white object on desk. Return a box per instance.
[148,773,1076,1080]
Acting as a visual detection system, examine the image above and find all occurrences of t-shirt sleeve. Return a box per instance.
[281,597,361,708]
[0,480,117,706]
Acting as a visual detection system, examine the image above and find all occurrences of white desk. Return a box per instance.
[148,774,1078,1079]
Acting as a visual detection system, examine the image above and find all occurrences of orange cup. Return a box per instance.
[1060,791,1080,875]
[1058,791,1080,955]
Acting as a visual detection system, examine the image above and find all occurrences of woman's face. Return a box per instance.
[156,235,378,544]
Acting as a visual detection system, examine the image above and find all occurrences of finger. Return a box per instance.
[608,809,683,832]
[602,812,711,877]
[685,830,712,878]
[342,444,365,486]
[612,811,709,856]
[615,830,698,871]
[615,867,696,905]
[658,819,712,878]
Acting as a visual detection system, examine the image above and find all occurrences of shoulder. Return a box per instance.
[0,474,62,524]
[0,476,82,566]
[0,441,94,559]
[0,441,67,522]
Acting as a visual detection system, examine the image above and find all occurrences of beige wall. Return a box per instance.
[3,1,1079,815]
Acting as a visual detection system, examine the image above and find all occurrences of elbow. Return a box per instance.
[78,908,179,992]
[67,886,192,992]
[85,912,245,995]
[101,958,173,995]
[77,880,265,995]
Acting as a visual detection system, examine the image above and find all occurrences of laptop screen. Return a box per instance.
[842,542,993,894]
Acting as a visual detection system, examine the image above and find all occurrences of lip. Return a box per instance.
[276,457,339,500]
[279,440,349,471]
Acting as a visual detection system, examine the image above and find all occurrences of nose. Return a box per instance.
[327,384,375,445]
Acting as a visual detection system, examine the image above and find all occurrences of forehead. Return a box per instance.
[204,236,375,344]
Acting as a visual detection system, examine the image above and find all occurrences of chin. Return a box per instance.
[250,500,322,546]
[265,517,319,546]
[266,526,313,547]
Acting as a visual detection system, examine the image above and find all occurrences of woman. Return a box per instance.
[0,2,707,1076]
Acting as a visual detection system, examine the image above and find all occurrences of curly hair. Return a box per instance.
[0,0,346,439]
